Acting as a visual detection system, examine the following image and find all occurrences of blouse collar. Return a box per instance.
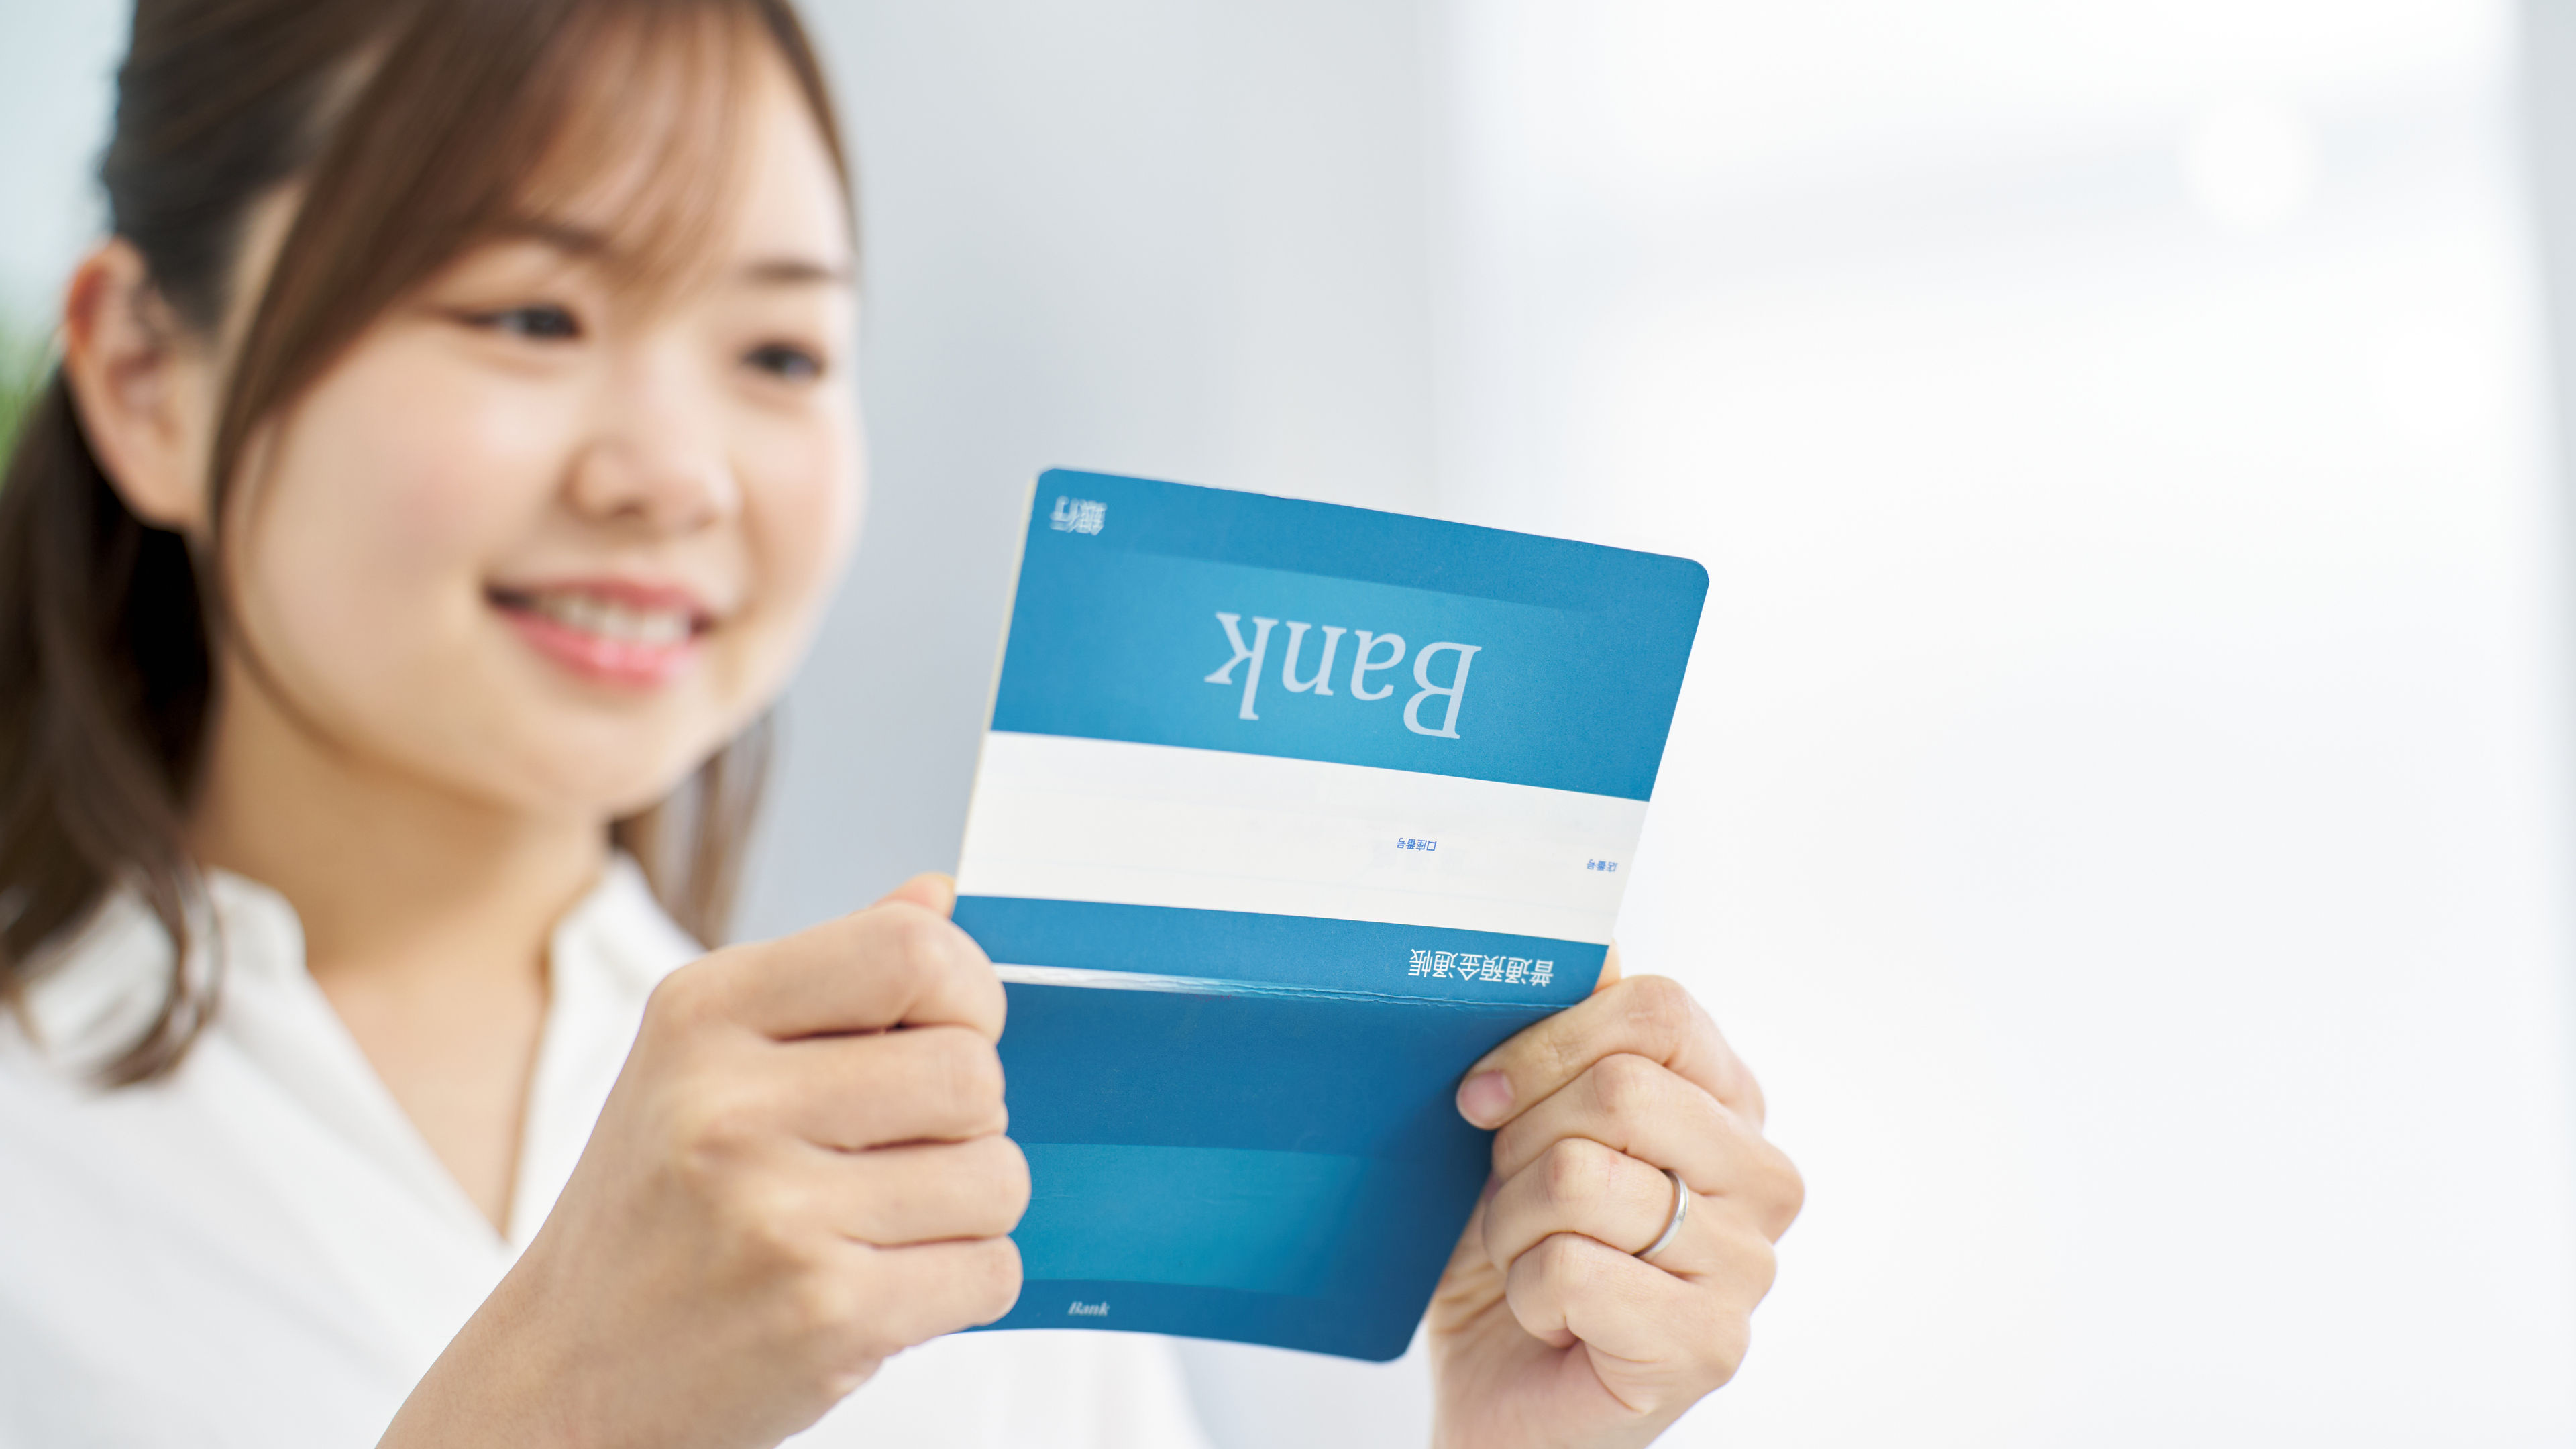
[7,855,690,1081]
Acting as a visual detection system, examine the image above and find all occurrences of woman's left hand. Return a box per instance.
[1425,954,1802,1449]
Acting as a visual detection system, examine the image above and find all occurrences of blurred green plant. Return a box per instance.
[0,313,52,474]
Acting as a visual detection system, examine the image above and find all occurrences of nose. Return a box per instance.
[566,348,741,534]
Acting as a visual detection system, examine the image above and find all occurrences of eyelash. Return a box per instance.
[745,343,826,382]
[459,305,826,382]
[468,303,582,341]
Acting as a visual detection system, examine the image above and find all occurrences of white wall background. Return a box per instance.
[7,1,2576,1445]
[1429,3,2576,1444]
[0,0,121,330]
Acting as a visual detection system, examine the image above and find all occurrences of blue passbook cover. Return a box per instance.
[956,470,1706,1360]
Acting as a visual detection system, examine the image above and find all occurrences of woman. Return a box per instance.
[0,0,1804,1444]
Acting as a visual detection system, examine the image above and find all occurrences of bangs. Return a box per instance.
[212,0,849,502]
[506,3,765,297]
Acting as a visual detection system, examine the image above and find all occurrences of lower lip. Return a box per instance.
[497,603,702,688]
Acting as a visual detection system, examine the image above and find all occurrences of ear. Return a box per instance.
[58,239,217,534]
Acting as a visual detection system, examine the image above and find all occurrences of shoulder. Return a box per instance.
[3,888,167,1070]
[0,871,289,1079]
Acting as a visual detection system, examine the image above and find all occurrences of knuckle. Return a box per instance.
[1534,1138,1614,1216]
[832,1253,917,1365]
[966,1236,1024,1323]
[784,1260,862,1343]
[1525,1230,1594,1289]
[1622,975,1697,1045]
[875,903,953,980]
[721,1173,818,1264]
[1694,1307,1755,1389]
[1736,1069,1770,1128]
[1731,1229,1780,1301]
[817,1354,886,1405]
[1623,1368,1699,1422]
[1528,1032,1587,1087]
[1588,1052,1660,1118]
[665,1130,729,1200]
[926,1032,1005,1122]
[645,959,724,1036]
[984,1136,1033,1221]
[669,1076,772,1161]
[1769,1157,1807,1236]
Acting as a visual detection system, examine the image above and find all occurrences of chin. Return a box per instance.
[493,727,737,825]
[604,753,733,821]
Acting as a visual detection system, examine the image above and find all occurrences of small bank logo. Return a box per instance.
[1067,1300,1110,1317]
[1049,496,1106,535]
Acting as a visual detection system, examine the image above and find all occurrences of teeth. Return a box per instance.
[529,592,693,646]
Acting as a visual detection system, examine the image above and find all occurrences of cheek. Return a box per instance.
[727,402,863,689]
[229,336,571,721]
[293,337,568,565]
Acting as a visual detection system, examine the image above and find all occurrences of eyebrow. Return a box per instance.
[737,256,855,287]
[491,217,853,287]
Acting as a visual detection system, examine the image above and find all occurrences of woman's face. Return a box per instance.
[221,56,860,820]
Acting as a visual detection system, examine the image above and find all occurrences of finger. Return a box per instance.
[840,1235,1025,1355]
[830,1135,1030,1246]
[1485,1136,1678,1269]
[1489,1054,1801,1239]
[691,902,1005,1042]
[1594,940,1623,994]
[1456,975,1762,1132]
[875,872,957,917]
[1480,1137,1707,1272]
[1484,1136,1792,1283]
[777,1025,1008,1148]
[1503,1230,1769,1400]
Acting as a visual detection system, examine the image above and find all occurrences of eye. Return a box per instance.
[466,303,582,341]
[745,342,826,382]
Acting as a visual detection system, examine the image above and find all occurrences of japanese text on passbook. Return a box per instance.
[1407,949,1553,989]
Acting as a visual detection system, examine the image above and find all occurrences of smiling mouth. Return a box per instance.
[486,583,714,686]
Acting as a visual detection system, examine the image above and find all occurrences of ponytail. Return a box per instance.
[0,372,215,1083]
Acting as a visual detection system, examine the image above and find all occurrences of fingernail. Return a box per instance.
[1458,1070,1513,1128]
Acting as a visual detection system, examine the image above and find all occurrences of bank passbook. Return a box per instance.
[956,470,1706,1360]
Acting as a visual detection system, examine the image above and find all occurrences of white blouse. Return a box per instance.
[0,861,1212,1449]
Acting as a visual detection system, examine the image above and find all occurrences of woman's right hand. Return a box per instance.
[380,873,1027,1449]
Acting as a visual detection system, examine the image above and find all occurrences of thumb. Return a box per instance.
[875,871,958,918]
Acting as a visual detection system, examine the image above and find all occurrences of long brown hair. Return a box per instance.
[0,0,851,1083]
